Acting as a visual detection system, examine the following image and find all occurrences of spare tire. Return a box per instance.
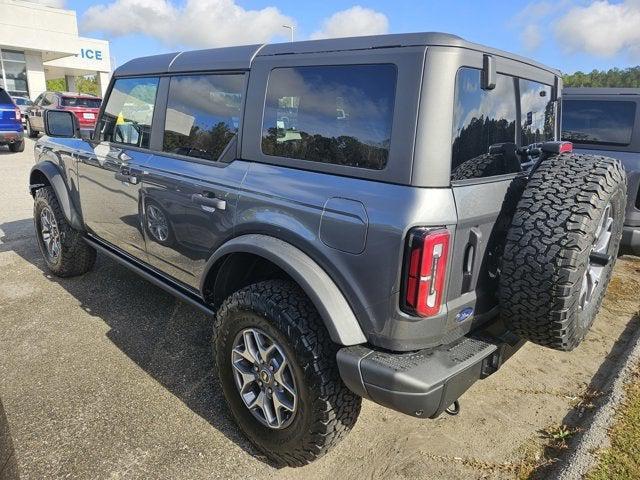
[499,153,626,351]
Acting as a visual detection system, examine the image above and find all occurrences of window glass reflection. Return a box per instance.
[562,100,636,146]
[262,64,397,170]
[163,74,244,161]
[451,68,517,180]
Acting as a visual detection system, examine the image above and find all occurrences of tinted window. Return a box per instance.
[163,74,244,161]
[451,68,517,180]
[261,64,396,170]
[62,97,101,108]
[562,100,636,146]
[0,88,11,104]
[520,79,555,145]
[98,77,159,148]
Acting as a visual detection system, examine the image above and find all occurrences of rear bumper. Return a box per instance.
[621,225,640,256]
[337,326,525,418]
[0,130,23,144]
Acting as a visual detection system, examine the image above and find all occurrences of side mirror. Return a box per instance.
[44,110,79,138]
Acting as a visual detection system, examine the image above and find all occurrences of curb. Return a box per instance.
[555,319,640,480]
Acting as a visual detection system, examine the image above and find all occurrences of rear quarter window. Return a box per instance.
[261,64,397,170]
[62,97,102,108]
[562,99,637,146]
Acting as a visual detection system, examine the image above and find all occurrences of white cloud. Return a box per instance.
[555,0,640,58]
[310,6,388,40]
[82,0,294,48]
[28,0,65,7]
[521,24,543,51]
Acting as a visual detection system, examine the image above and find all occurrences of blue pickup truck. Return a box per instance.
[562,87,640,256]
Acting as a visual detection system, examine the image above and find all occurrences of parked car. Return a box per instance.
[29,33,626,466]
[26,91,101,138]
[0,88,24,152]
[11,95,33,126]
[562,87,640,255]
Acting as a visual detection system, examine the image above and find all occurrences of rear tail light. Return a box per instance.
[402,228,450,317]
[14,107,21,121]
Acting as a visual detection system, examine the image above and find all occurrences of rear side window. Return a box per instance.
[62,97,101,108]
[261,64,397,170]
[562,100,636,146]
[451,68,518,180]
[98,77,159,148]
[163,74,244,161]
[0,88,12,104]
[520,79,555,145]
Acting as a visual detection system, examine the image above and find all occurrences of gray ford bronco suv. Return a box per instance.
[562,87,640,256]
[30,33,626,466]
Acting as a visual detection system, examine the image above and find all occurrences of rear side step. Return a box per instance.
[337,330,524,419]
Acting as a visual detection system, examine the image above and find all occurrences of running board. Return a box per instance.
[83,236,215,316]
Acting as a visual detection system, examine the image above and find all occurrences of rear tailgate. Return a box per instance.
[0,104,20,130]
[64,106,100,128]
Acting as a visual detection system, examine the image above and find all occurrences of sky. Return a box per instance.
[31,0,640,74]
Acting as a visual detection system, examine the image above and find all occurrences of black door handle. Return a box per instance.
[115,171,138,184]
[191,193,226,211]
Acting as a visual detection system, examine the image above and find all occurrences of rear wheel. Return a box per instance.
[26,118,38,138]
[34,186,96,277]
[9,140,24,153]
[499,153,626,351]
[213,280,361,466]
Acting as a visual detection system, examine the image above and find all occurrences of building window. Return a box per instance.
[261,64,397,170]
[0,49,29,97]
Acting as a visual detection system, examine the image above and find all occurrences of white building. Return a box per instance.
[0,0,111,99]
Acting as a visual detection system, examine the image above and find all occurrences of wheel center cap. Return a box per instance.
[259,369,271,384]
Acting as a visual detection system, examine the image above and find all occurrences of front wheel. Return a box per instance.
[34,186,96,277]
[213,280,361,467]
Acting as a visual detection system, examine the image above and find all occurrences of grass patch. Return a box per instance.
[587,366,640,480]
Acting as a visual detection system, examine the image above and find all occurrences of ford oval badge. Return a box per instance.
[456,307,474,323]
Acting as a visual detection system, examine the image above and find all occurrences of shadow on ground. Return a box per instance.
[0,218,273,467]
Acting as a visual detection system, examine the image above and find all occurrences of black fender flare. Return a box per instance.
[29,161,84,231]
[201,234,367,346]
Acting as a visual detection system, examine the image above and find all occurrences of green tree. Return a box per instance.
[45,78,66,92]
[563,66,640,87]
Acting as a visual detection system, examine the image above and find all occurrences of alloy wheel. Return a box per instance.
[231,327,298,429]
[40,206,61,260]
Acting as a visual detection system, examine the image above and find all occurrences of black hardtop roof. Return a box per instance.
[113,32,560,77]
[563,87,640,96]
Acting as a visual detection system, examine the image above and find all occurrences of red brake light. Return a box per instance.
[559,141,573,153]
[403,228,450,317]
[14,106,21,121]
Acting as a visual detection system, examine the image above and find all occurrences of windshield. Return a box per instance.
[13,97,31,106]
[562,99,636,146]
[62,97,101,108]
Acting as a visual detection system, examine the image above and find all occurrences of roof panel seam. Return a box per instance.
[167,51,184,71]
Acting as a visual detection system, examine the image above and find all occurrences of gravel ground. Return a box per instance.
[0,138,639,480]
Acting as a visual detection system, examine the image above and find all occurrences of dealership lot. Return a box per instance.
[0,138,639,479]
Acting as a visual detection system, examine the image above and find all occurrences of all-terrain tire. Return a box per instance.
[451,153,502,180]
[34,186,96,277]
[499,153,626,351]
[213,279,361,467]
